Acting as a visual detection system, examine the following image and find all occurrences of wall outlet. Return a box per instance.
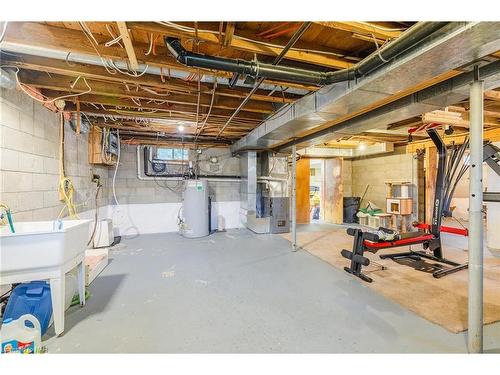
[92,174,101,186]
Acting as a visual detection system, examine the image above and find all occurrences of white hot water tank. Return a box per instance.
[180,179,209,238]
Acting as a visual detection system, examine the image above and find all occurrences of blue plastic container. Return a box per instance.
[3,281,53,336]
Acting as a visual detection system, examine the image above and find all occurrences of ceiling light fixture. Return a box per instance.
[177,124,185,132]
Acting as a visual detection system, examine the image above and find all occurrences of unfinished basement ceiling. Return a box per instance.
[1,21,499,150]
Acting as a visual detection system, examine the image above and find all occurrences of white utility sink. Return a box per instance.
[0,219,91,336]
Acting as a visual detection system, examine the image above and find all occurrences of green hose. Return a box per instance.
[70,290,91,307]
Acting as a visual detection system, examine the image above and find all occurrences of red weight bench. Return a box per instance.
[341,128,469,283]
[341,225,468,283]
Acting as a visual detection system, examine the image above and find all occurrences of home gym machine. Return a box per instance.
[341,128,500,283]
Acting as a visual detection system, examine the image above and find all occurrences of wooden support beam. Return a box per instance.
[315,21,404,41]
[115,22,139,70]
[485,90,500,101]
[223,22,235,47]
[422,111,500,128]
[406,128,500,153]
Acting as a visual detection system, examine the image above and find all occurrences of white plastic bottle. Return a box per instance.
[1,314,42,354]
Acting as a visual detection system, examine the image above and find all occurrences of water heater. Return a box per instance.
[180,179,209,238]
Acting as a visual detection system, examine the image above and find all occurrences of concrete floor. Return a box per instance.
[45,227,500,353]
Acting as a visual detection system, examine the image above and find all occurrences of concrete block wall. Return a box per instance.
[112,144,241,205]
[111,144,182,205]
[351,148,419,219]
[0,87,111,221]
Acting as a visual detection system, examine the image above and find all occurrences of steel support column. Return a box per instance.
[468,70,484,353]
[291,144,297,251]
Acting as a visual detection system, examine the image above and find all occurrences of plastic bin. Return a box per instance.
[2,281,53,336]
[343,197,361,223]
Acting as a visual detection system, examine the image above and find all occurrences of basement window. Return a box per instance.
[154,147,188,161]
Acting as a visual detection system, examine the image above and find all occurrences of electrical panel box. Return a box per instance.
[88,126,117,166]
[105,132,119,156]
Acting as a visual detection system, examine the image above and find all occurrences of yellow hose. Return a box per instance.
[59,113,78,219]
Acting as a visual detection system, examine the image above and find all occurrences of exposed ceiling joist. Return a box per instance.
[115,22,139,70]
[51,92,263,123]
[127,22,355,69]
[3,54,298,104]
[3,22,317,91]
[314,21,404,41]
[223,22,235,47]
[19,71,275,114]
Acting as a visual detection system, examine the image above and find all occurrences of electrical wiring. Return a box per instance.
[87,184,102,247]
[140,86,171,97]
[131,97,142,106]
[104,24,124,48]
[108,59,149,78]
[145,32,154,56]
[1,66,93,104]
[357,21,407,32]
[112,129,121,207]
[104,35,124,48]
[58,113,78,218]
[195,77,217,142]
[78,22,118,75]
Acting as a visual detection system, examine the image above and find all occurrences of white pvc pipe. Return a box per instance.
[291,144,297,251]
[468,76,484,354]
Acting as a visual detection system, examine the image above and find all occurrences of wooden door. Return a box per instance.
[296,158,310,224]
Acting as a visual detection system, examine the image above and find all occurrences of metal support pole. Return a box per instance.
[291,144,297,251]
[468,68,484,353]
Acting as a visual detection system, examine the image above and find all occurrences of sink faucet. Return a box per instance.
[0,203,15,233]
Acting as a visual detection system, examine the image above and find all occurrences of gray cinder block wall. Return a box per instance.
[111,144,241,205]
[0,88,111,221]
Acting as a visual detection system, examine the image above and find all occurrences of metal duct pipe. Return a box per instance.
[0,41,308,95]
[165,22,448,86]
[166,37,325,85]
[275,58,500,152]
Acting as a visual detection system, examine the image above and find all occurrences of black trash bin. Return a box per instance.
[343,196,361,224]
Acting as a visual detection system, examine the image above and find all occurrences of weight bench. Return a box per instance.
[341,128,470,283]
[341,226,468,283]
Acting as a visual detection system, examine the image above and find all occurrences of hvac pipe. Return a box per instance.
[135,146,241,181]
[216,22,311,138]
[291,144,298,252]
[0,42,308,96]
[165,22,448,86]
[467,68,484,354]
